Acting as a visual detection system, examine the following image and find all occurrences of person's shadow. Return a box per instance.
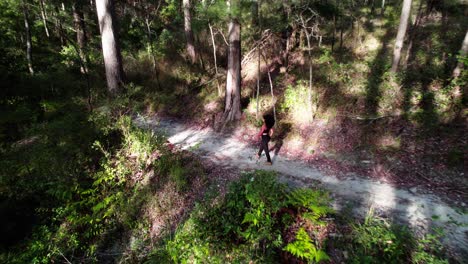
[270,122,291,162]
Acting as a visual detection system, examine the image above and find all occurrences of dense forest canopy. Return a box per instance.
[0,0,467,263]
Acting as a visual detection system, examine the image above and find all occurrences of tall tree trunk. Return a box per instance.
[22,0,34,75]
[403,0,422,68]
[267,61,276,124]
[39,0,50,37]
[183,0,196,64]
[145,18,162,90]
[255,0,262,119]
[54,6,66,45]
[452,30,468,78]
[209,23,221,96]
[305,30,314,122]
[251,0,259,27]
[72,1,88,73]
[381,0,385,16]
[339,15,344,51]
[390,0,412,72]
[256,45,260,119]
[331,14,336,52]
[96,0,124,96]
[224,18,242,122]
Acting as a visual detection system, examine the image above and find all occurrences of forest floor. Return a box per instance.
[134,114,468,260]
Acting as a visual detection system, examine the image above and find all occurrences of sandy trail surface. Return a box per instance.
[135,115,467,261]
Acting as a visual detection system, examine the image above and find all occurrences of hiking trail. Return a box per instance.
[134,114,468,261]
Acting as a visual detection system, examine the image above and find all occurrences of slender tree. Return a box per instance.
[297,7,321,122]
[95,0,124,95]
[224,0,242,122]
[391,0,412,72]
[39,0,50,37]
[54,5,66,45]
[183,0,197,64]
[452,30,468,78]
[72,1,88,73]
[22,0,34,75]
[208,23,221,96]
[402,0,423,68]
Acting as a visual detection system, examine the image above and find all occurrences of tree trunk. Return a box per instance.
[256,46,260,119]
[183,0,197,64]
[403,0,422,68]
[452,30,468,78]
[331,14,336,52]
[390,0,412,72]
[22,0,34,75]
[54,6,66,45]
[305,30,314,122]
[251,0,259,27]
[144,18,162,90]
[72,1,88,73]
[39,0,50,37]
[209,23,221,96]
[267,61,276,124]
[339,15,344,51]
[224,18,242,122]
[381,0,385,16]
[96,0,124,96]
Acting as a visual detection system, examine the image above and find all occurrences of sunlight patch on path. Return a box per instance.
[134,115,468,260]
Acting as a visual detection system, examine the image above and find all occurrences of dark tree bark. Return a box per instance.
[224,18,242,122]
[391,0,412,72]
[22,0,34,75]
[96,0,124,95]
[72,1,88,73]
[183,0,196,64]
[251,0,259,27]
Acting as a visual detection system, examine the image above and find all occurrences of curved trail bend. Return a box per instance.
[135,115,468,261]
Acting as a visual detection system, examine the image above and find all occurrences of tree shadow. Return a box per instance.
[364,28,393,116]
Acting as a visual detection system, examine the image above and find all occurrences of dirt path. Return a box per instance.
[135,115,468,261]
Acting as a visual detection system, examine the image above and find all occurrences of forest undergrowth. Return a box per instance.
[0,81,453,262]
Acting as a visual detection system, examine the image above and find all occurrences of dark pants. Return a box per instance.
[258,135,271,162]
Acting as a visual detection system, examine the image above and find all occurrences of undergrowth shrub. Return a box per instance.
[280,81,318,123]
[340,207,450,264]
[349,207,415,263]
[161,170,335,263]
[284,227,330,263]
[0,107,177,263]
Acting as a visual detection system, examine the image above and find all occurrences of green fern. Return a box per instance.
[284,228,330,263]
[287,189,334,225]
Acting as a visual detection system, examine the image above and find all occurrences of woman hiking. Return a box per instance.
[256,114,275,165]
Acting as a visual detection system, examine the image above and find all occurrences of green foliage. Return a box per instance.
[287,188,334,225]
[412,229,448,264]
[159,170,336,263]
[161,171,288,263]
[280,81,317,123]
[284,228,330,263]
[349,208,414,263]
